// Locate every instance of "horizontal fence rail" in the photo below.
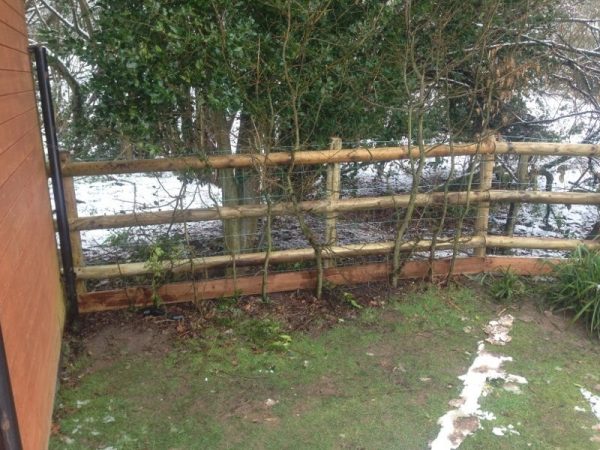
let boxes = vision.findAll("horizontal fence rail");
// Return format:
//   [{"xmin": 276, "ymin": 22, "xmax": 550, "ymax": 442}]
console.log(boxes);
[
  {"xmin": 75, "ymin": 235, "xmax": 600, "ymax": 280},
  {"xmin": 59, "ymin": 142, "xmax": 600, "ymax": 176},
  {"xmin": 67, "ymin": 190, "xmax": 600, "ymax": 231},
  {"xmin": 50, "ymin": 139, "xmax": 600, "ymax": 312},
  {"xmin": 78, "ymin": 256, "xmax": 559, "ymax": 313}
]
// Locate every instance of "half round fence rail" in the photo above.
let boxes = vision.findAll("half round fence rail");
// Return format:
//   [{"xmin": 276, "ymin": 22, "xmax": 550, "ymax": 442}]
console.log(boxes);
[{"xmin": 58, "ymin": 142, "xmax": 600, "ymax": 176}]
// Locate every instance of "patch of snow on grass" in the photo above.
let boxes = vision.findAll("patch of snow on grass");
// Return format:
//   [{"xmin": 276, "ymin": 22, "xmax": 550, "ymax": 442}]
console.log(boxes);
[
  {"xmin": 581, "ymin": 388, "xmax": 600, "ymax": 421},
  {"xmin": 492, "ymin": 425, "xmax": 520, "ymax": 436},
  {"xmin": 430, "ymin": 345, "xmax": 511, "ymax": 449},
  {"xmin": 430, "ymin": 315, "xmax": 527, "ymax": 449},
  {"xmin": 483, "ymin": 315, "xmax": 514, "ymax": 345}
]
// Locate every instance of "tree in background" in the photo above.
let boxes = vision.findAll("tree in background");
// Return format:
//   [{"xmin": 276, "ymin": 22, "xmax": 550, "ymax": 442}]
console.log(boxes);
[
  {"xmin": 28, "ymin": 0, "xmax": 600, "ymax": 148},
  {"xmin": 27, "ymin": 0, "xmax": 600, "ymax": 263}
]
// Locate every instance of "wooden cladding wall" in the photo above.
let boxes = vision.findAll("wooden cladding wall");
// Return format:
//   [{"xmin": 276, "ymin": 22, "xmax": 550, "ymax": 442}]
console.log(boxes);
[{"xmin": 0, "ymin": 2, "xmax": 65, "ymax": 449}]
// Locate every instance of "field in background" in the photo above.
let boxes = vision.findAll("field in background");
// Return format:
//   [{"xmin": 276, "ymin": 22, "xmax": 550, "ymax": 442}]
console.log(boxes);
[{"xmin": 51, "ymin": 281, "xmax": 600, "ymax": 449}]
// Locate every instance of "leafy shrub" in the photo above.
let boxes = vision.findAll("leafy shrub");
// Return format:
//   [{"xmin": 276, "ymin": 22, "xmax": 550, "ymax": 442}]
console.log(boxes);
[
  {"xmin": 490, "ymin": 268, "xmax": 525, "ymax": 302},
  {"xmin": 143, "ymin": 238, "xmax": 186, "ymax": 307},
  {"xmin": 145, "ymin": 244, "xmax": 167, "ymax": 307},
  {"xmin": 549, "ymin": 246, "xmax": 600, "ymax": 337}
]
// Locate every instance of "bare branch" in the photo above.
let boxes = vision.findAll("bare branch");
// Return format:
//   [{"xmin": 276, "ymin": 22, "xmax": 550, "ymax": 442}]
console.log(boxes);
[
  {"xmin": 37, "ymin": 0, "xmax": 90, "ymax": 40},
  {"xmin": 513, "ymin": 110, "xmax": 600, "ymax": 126}
]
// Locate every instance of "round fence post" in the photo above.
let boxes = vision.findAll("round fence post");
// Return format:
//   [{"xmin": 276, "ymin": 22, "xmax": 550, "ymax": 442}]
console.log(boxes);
[
  {"xmin": 473, "ymin": 135, "xmax": 496, "ymax": 258},
  {"xmin": 324, "ymin": 137, "xmax": 342, "ymax": 268}
]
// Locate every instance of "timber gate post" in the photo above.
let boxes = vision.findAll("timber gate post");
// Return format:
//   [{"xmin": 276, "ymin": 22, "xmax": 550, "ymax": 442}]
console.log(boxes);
[
  {"xmin": 324, "ymin": 137, "xmax": 342, "ymax": 268},
  {"xmin": 474, "ymin": 135, "xmax": 496, "ymax": 258},
  {"xmin": 60, "ymin": 152, "xmax": 87, "ymax": 297}
]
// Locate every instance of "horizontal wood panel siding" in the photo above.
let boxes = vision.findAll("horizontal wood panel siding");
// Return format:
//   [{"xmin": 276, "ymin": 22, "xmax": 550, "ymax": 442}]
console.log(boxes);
[
  {"xmin": 0, "ymin": 2, "xmax": 26, "ymax": 35},
  {"xmin": 3, "ymin": 0, "xmax": 24, "ymax": 16},
  {"xmin": 0, "ymin": 130, "xmax": 37, "ymax": 187},
  {"xmin": 0, "ymin": 2, "xmax": 65, "ymax": 450},
  {"xmin": 0, "ymin": 91, "xmax": 35, "ymax": 124},
  {"xmin": 0, "ymin": 109, "xmax": 37, "ymax": 153},
  {"xmin": 0, "ymin": 20, "xmax": 27, "ymax": 52},
  {"xmin": 0, "ymin": 70, "xmax": 32, "ymax": 96},
  {"xmin": 0, "ymin": 45, "xmax": 30, "ymax": 71}
]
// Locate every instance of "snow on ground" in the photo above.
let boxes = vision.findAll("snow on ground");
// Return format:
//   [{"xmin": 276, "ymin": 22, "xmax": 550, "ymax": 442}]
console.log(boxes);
[
  {"xmin": 483, "ymin": 315, "xmax": 514, "ymax": 345},
  {"xmin": 491, "ymin": 425, "xmax": 520, "ymax": 437},
  {"xmin": 74, "ymin": 173, "xmax": 222, "ymax": 249},
  {"xmin": 430, "ymin": 315, "xmax": 527, "ymax": 449},
  {"xmin": 77, "ymin": 173, "xmax": 222, "ymax": 217},
  {"xmin": 491, "ymin": 164, "xmax": 599, "ymax": 257},
  {"xmin": 522, "ymin": 166, "xmax": 598, "ymax": 238},
  {"xmin": 525, "ymin": 93, "xmax": 598, "ymax": 144},
  {"xmin": 67, "ymin": 154, "xmax": 599, "ymax": 264},
  {"xmin": 581, "ymin": 388, "xmax": 600, "ymax": 422}
]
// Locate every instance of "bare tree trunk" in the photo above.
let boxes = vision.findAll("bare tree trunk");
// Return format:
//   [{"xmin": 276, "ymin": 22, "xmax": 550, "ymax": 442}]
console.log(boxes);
[
  {"xmin": 237, "ymin": 112, "xmax": 260, "ymax": 252},
  {"xmin": 540, "ymin": 169, "xmax": 554, "ymax": 227},
  {"xmin": 211, "ymin": 112, "xmax": 240, "ymax": 257},
  {"xmin": 504, "ymin": 155, "xmax": 529, "ymax": 237},
  {"xmin": 180, "ymin": 87, "xmax": 195, "ymax": 153}
]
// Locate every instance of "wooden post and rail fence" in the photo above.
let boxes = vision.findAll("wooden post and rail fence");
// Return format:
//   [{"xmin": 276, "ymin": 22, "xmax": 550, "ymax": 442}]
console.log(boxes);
[{"xmin": 52, "ymin": 139, "xmax": 600, "ymax": 313}]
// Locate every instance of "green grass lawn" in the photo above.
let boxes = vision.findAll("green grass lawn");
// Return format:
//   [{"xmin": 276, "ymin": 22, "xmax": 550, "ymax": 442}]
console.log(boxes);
[{"xmin": 50, "ymin": 282, "xmax": 600, "ymax": 449}]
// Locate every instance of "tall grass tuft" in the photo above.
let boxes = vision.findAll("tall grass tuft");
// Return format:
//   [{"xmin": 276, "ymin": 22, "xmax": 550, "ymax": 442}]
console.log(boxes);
[
  {"xmin": 549, "ymin": 246, "xmax": 600, "ymax": 337},
  {"xmin": 490, "ymin": 268, "xmax": 525, "ymax": 303}
]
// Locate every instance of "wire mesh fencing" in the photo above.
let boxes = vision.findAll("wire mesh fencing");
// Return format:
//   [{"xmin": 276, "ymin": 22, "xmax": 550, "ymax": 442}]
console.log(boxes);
[{"xmin": 48, "ymin": 138, "xmax": 600, "ymax": 311}]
